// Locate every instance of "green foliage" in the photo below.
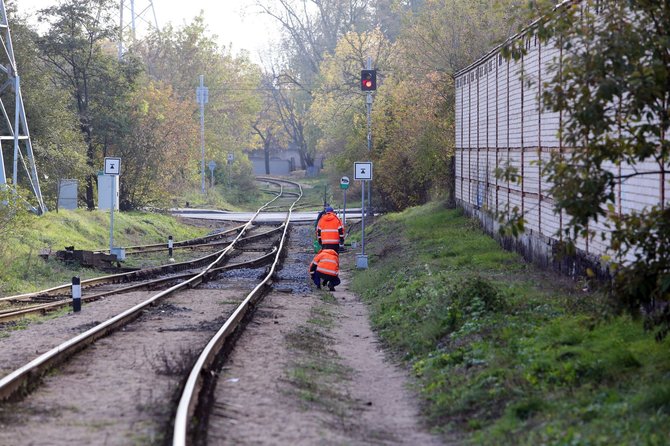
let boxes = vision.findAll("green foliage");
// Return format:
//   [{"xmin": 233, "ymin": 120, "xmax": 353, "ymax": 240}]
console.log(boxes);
[
  {"xmin": 8, "ymin": 12, "xmax": 87, "ymax": 210},
  {"xmin": 309, "ymin": 0, "xmax": 527, "ymax": 211},
  {"xmin": 523, "ymin": 1, "xmax": 670, "ymax": 336},
  {"xmin": 352, "ymin": 201, "xmax": 670, "ymax": 444}
]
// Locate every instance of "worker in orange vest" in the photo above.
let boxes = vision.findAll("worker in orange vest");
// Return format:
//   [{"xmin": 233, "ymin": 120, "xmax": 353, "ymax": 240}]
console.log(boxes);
[
  {"xmin": 309, "ymin": 248, "xmax": 341, "ymax": 291},
  {"xmin": 316, "ymin": 206, "xmax": 344, "ymax": 252}
]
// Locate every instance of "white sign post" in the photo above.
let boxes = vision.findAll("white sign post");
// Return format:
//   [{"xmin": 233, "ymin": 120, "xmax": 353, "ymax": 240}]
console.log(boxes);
[
  {"xmin": 354, "ymin": 162, "xmax": 373, "ymax": 269},
  {"xmin": 104, "ymin": 157, "xmax": 121, "ymax": 254}
]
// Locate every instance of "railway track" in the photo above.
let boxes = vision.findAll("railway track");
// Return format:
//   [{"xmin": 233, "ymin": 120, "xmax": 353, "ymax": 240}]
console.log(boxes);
[
  {"xmin": 0, "ymin": 225, "xmax": 283, "ymax": 323},
  {"xmin": 0, "ymin": 179, "xmax": 295, "ymax": 323},
  {"xmin": 0, "ymin": 178, "xmax": 303, "ymax": 422}
]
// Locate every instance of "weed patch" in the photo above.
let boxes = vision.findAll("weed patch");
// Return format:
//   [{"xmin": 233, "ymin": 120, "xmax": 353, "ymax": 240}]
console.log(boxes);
[{"xmin": 284, "ymin": 296, "xmax": 352, "ymax": 419}]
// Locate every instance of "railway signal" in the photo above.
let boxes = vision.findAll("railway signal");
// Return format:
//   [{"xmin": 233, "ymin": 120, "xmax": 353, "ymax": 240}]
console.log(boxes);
[{"xmin": 361, "ymin": 69, "xmax": 377, "ymax": 91}]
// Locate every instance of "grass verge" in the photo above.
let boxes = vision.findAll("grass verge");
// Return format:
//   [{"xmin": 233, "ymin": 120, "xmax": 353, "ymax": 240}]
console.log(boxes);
[
  {"xmin": 0, "ymin": 209, "xmax": 209, "ymax": 296},
  {"xmin": 352, "ymin": 201, "xmax": 670, "ymax": 445}
]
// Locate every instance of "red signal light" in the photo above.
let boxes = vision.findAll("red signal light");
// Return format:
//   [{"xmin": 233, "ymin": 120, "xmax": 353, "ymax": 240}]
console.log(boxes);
[{"xmin": 360, "ymin": 69, "xmax": 377, "ymax": 91}]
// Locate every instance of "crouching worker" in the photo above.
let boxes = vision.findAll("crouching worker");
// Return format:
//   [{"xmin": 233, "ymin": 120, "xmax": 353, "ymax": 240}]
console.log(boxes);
[{"xmin": 309, "ymin": 248, "xmax": 341, "ymax": 291}]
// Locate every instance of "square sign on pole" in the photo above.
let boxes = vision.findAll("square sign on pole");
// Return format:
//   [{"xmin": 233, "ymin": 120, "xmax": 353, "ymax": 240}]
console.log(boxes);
[
  {"xmin": 103, "ymin": 157, "xmax": 121, "ymax": 256},
  {"xmin": 354, "ymin": 162, "xmax": 372, "ymax": 270},
  {"xmin": 354, "ymin": 162, "xmax": 372, "ymax": 180},
  {"xmin": 104, "ymin": 157, "xmax": 121, "ymax": 175}
]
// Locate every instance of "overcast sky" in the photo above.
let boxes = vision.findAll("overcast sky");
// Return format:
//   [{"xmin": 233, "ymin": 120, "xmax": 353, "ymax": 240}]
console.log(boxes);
[{"xmin": 15, "ymin": 0, "xmax": 280, "ymax": 63}]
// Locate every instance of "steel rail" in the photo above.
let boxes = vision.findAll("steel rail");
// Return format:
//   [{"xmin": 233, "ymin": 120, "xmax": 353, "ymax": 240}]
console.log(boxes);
[
  {"xmin": 96, "ymin": 224, "xmax": 246, "ymax": 254},
  {"xmin": 0, "ymin": 225, "xmax": 281, "ymax": 303},
  {"xmin": 0, "ymin": 185, "xmax": 288, "ymax": 402},
  {"xmin": 0, "ymin": 247, "xmax": 280, "ymax": 324},
  {"xmin": 172, "ymin": 178, "xmax": 303, "ymax": 446}
]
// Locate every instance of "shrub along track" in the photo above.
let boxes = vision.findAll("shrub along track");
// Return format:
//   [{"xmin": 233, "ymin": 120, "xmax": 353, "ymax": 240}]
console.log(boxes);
[{"xmin": 0, "ymin": 178, "xmax": 303, "ymax": 445}]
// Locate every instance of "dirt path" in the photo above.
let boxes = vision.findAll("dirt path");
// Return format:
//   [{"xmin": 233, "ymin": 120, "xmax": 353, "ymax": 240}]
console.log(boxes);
[{"xmin": 209, "ymin": 248, "xmax": 445, "ymax": 445}]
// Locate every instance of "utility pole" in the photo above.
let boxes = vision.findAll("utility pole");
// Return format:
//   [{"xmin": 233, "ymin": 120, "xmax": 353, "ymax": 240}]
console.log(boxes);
[
  {"xmin": 196, "ymin": 75, "xmax": 209, "ymax": 195},
  {"xmin": 0, "ymin": 0, "xmax": 46, "ymax": 213},
  {"xmin": 118, "ymin": 0, "xmax": 159, "ymax": 59},
  {"xmin": 365, "ymin": 56, "xmax": 373, "ymax": 216}
]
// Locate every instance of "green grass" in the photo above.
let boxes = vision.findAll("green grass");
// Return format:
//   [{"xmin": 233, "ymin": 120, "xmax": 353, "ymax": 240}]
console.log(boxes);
[
  {"xmin": 352, "ymin": 201, "xmax": 670, "ymax": 445},
  {"xmin": 0, "ymin": 209, "xmax": 209, "ymax": 296}
]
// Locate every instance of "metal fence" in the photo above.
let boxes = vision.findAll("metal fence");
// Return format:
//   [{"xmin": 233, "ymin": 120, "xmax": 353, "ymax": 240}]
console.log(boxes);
[{"xmin": 454, "ymin": 29, "xmax": 669, "ymax": 263}]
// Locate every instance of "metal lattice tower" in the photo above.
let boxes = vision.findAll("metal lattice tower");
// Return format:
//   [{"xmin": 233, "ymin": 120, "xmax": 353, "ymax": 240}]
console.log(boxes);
[
  {"xmin": 0, "ymin": 0, "xmax": 46, "ymax": 214},
  {"xmin": 118, "ymin": 0, "xmax": 159, "ymax": 59}
]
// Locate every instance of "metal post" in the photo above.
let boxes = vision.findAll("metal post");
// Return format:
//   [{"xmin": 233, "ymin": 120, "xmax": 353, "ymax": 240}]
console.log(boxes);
[
  {"xmin": 118, "ymin": 0, "xmax": 124, "ymax": 59},
  {"xmin": 361, "ymin": 181, "xmax": 365, "ymax": 255},
  {"xmin": 130, "ymin": 0, "xmax": 136, "ymax": 41},
  {"xmin": 12, "ymin": 75, "xmax": 20, "ymax": 187},
  {"xmin": 199, "ymin": 75, "xmax": 206, "ymax": 194},
  {"xmin": 109, "ymin": 176, "xmax": 115, "ymax": 252},
  {"xmin": 366, "ymin": 56, "xmax": 373, "ymax": 216},
  {"xmin": 168, "ymin": 235, "xmax": 173, "ymax": 259},
  {"xmin": 72, "ymin": 276, "xmax": 81, "ymax": 312},
  {"xmin": 343, "ymin": 189, "xmax": 347, "ymax": 230}
]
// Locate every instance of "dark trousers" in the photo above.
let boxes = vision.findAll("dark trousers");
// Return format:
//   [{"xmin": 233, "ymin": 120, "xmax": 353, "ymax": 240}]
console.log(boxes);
[
  {"xmin": 321, "ymin": 243, "xmax": 340, "ymax": 253},
  {"xmin": 312, "ymin": 271, "xmax": 341, "ymax": 289}
]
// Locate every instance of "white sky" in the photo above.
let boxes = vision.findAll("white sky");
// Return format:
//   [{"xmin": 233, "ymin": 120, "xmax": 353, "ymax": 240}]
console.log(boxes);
[{"xmin": 15, "ymin": 0, "xmax": 280, "ymax": 63}]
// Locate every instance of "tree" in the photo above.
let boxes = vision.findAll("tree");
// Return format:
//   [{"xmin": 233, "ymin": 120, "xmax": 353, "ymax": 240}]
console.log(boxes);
[
  {"xmin": 37, "ymin": 0, "xmax": 137, "ymax": 209},
  {"xmin": 528, "ymin": 1, "xmax": 670, "ymax": 336},
  {"xmin": 138, "ymin": 16, "xmax": 262, "ymax": 194},
  {"xmin": 259, "ymin": 0, "xmax": 375, "ymax": 169},
  {"xmin": 251, "ymin": 75, "xmax": 289, "ymax": 175},
  {"xmin": 7, "ymin": 8, "xmax": 87, "ymax": 209},
  {"xmin": 115, "ymin": 79, "xmax": 198, "ymax": 209}
]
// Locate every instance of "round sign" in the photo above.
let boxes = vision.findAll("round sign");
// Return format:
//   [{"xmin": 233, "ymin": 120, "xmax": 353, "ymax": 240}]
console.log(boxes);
[
  {"xmin": 208, "ymin": 160, "xmax": 216, "ymax": 171},
  {"xmin": 340, "ymin": 176, "xmax": 350, "ymax": 190}
]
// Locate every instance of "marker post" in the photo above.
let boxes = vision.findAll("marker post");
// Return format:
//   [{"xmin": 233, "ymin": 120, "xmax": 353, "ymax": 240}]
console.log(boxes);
[{"xmin": 72, "ymin": 276, "xmax": 81, "ymax": 312}]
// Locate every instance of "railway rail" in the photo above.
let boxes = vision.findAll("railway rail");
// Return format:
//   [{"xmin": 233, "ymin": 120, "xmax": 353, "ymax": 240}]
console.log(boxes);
[
  {"xmin": 0, "ymin": 177, "xmax": 303, "ymax": 417},
  {"xmin": 0, "ymin": 225, "xmax": 282, "ymax": 323},
  {"xmin": 0, "ymin": 178, "xmax": 295, "ymax": 323},
  {"xmin": 173, "ymin": 179, "xmax": 301, "ymax": 446}
]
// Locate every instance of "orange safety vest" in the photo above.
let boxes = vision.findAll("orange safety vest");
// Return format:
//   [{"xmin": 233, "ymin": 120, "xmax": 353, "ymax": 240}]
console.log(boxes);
[
  {"xmin": 311, "ymin": 249, "xmax": 339, "ymax": 277},
  {"xmin": 316, "ymin": 212, "xmax": 344, "ymax": 245}
]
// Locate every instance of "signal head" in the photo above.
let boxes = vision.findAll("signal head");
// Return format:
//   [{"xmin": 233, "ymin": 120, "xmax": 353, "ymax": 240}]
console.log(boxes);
[{"xmin": 361, "ymin": 69, "xmax": 377, "ymax": 91}]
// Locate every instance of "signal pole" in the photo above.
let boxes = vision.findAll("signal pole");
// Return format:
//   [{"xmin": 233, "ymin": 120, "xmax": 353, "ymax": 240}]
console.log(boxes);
[
  {"xmin": 196, "ymin": 75, "xmax": 209, "ymax": 195},
  {"xmin": 366, "ymin": 56, "xmax": 373, "ymax": 216}
]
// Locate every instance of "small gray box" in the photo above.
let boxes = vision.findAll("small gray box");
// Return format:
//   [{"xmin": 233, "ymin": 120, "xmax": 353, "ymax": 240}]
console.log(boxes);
[
  {"xmin": 356, "ymin": 254, "xmax": 368, "ymax": 269},
  {"xmin": 58, "ymin": 179, "xmax": 78, "ymax": 210}
]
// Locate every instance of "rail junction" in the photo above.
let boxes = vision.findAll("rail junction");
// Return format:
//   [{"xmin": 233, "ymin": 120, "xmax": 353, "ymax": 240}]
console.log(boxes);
[{"xmin": 0, "ymin": 178, "xmax": 314, "ymax": 445}]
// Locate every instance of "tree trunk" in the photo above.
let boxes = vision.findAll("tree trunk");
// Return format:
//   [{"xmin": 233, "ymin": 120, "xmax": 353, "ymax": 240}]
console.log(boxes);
[
  {"xmin": 264, "ymin": 142, "xmax": 271, "ymax": 175},
  {"xmin": 81, "ymin": 120, "xmax": 96, "ymax": 210}
]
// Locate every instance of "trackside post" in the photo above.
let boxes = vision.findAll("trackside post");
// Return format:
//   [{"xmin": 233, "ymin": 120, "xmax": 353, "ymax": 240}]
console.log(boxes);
[{"xmin": 72, "ymin": 276, "xmax": 81, "ymax": 312}]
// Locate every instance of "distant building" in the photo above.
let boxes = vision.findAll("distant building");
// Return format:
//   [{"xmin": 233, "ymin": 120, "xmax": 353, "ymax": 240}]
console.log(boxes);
[{"xmin": 248, "ymin": 143, "xmax": 323, "ymax": 176}]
